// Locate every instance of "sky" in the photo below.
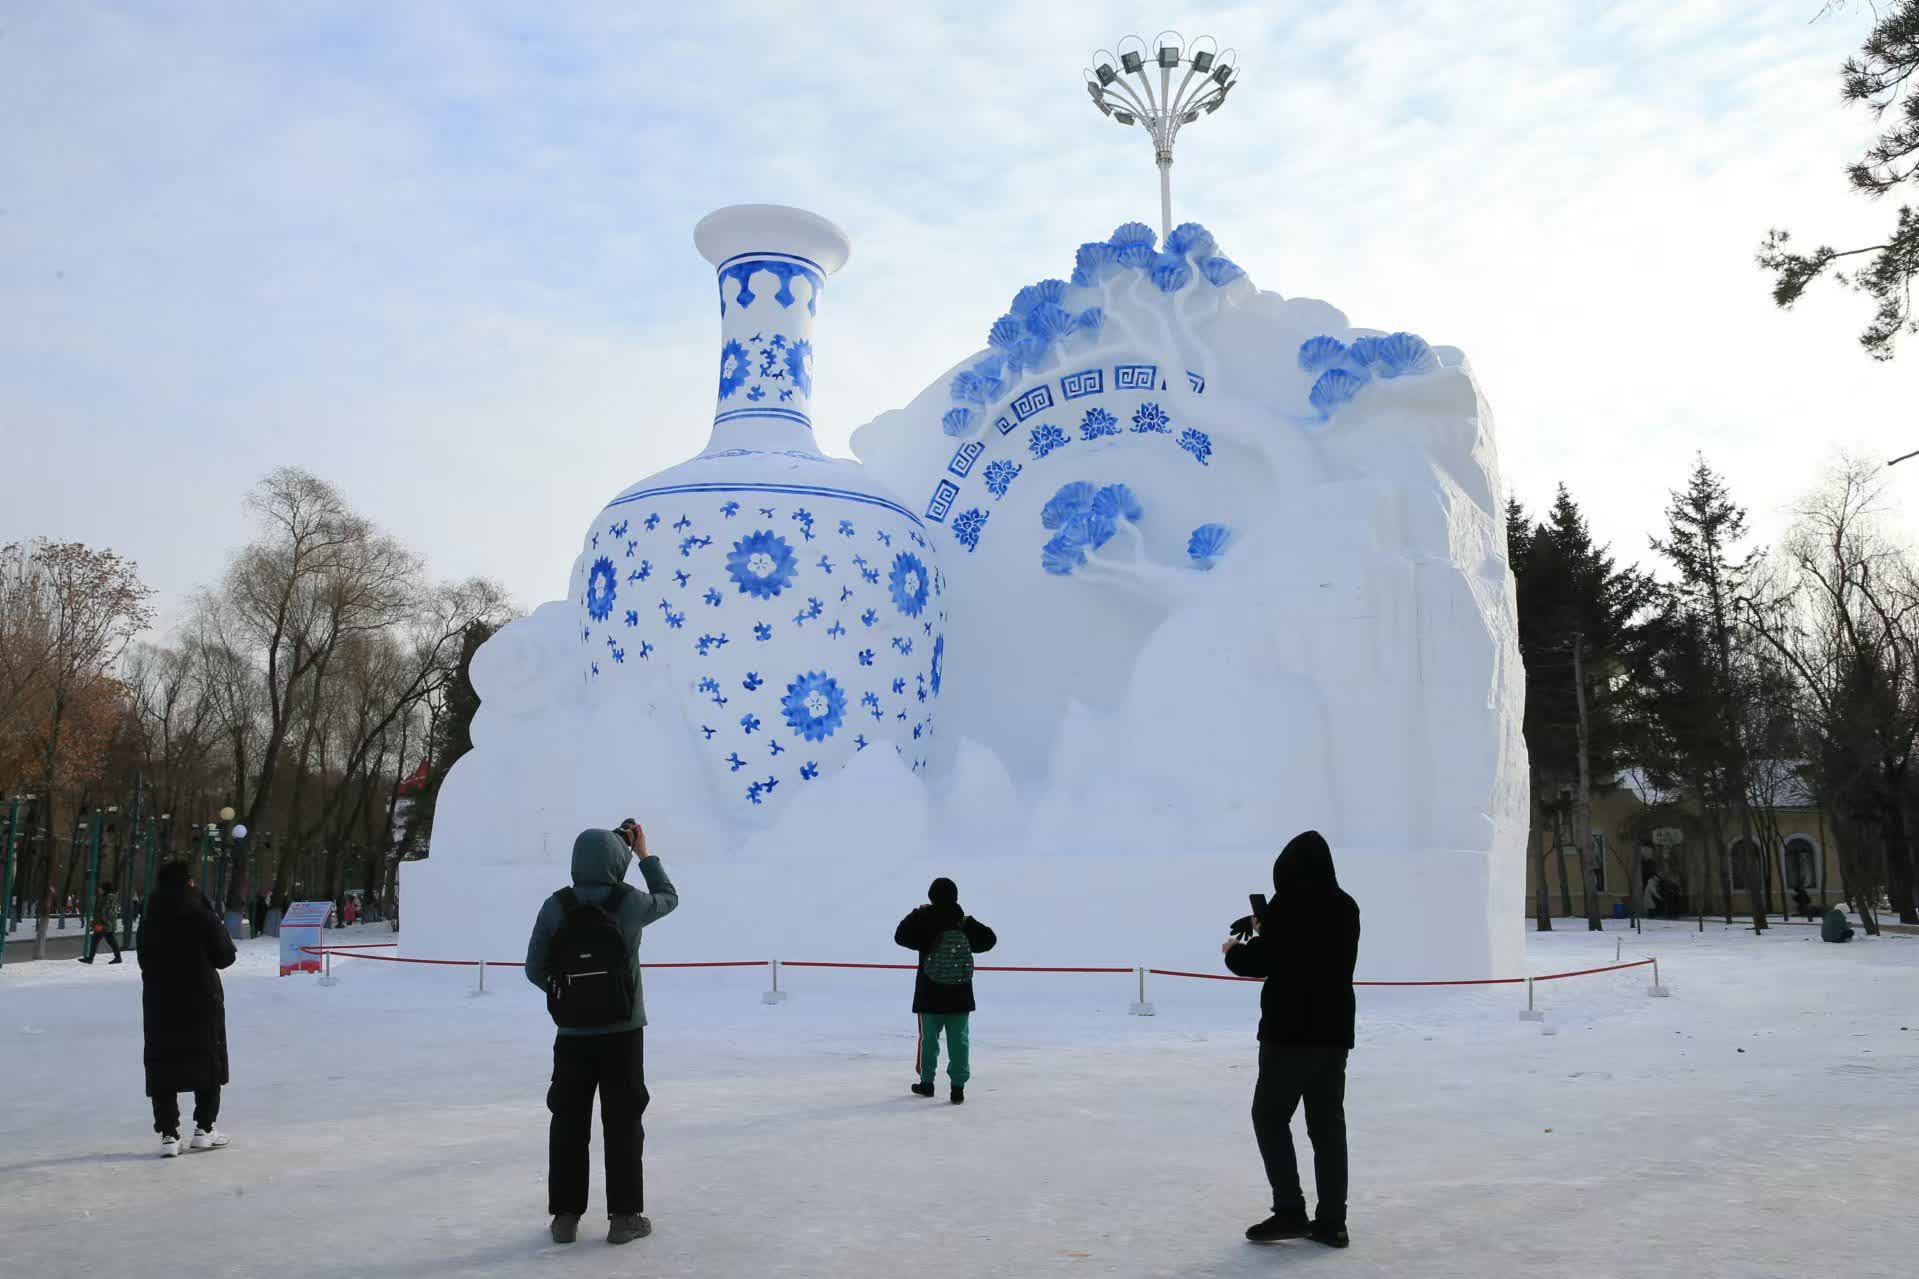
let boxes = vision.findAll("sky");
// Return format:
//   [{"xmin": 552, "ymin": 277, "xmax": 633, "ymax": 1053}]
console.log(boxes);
[{"xmin": 5, "ymin": 0, "xmax": 1918, "ymax": 629}]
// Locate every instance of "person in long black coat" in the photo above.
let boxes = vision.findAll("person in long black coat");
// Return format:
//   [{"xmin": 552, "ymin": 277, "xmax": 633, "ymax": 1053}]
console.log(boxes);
[
  {"xmin": 137, "ymin": 861, "xmax": 237, "ymax": 1155},
  {"xmin": 1223, "ymin": 830, "xmax": 1361, "ymax": 1249}
]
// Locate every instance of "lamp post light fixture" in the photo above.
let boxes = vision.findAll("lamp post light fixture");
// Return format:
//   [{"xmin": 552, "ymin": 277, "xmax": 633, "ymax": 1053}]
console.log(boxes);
[{"xmin": 1085, "ymin": 30, "xmax": 1239, "ymax": 242}]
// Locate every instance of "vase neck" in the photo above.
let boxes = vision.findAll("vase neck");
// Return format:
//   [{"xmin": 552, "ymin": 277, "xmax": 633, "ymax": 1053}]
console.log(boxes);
[{"xmin": 705, "ymin": 251, "xmax": 828, "ymax": 453}]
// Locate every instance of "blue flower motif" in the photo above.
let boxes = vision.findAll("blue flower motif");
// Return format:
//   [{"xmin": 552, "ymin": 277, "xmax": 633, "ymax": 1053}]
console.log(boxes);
[
  {"xmin": 718, "ymin": 339, "xmax": 752, "ymax": 399},
  {"xmin": 725, "ymin": 530, "xmax": 798, "ymax": 599},
  {"xmin": 754, "ymin": 622, "xmax": 773, "ymax": 641},
  {"xmin": 1109, "ymin": 221, "xmax": 1157, "ymax": 267},
  {"xmin": 1178, "ymin": 428, "xmax": 1214, "ymax": 466},
  {"xmin": 1025, "ymin": 302, "xmax": 1074, "ymax": 341},
  {"xmin": 1131, "ymin": 402, "xmax": 1171, "ymax": 434},
  {"xmin": 941, "ymin": 407, "xmax": 974, "ymax": 437},
  {"xmin": 1091, "ymin": 483, "xmax": 1142, "ymax": 522},
  {"xmin": 1373, "ymin": 331, "xmax": 1434, "ymax": 378},
  {"xmin": 1150, "ymin": 252, "xmax": 1192, "ymax": 293},
  {"xmin": 800, "ymin": 761, "xmax": 820, "ymax": 780},
  {"xmin": 740, "ymin": 713, "xmax": 761, "ymax": 734},
  {"xmin": 742, "ymin": 671, "xmax": 764, "ymax": 691},
  {"xmin": 1165, "ymin": 222, "xmax": 1218, "ymax": 259},
  {"xmin": 1309, "ymin": 368, "xmax": 1369, "ymax": 418},
  {"xmin": 930, "ymin": 634, "xmax": 944, "ymax": 698},
  {"xmin": 781, "ymin": 671, "xmax": 847, "ymax": 742},
  {"xmin": 1079, "ymin": 407, "xmax": 1118, "ymax": 440},
  {"xmin": 983, "ymin": 459, "xmax": 1022, "ymax": 498},
  {"xmin": 1346, "ymin": 336, "xmax": 1385, "ymax": 370},
  {"xmin": 987, "ymin": 314, "xmax": 1027, "ymax": 354},
  {"xmin": 1041, "ymin": 483, "xmax": 1140, "ymax": 576},
  {"xmin": 784, "ymin": 338, "xmax": 814, "ymax": 397},
  {"xmin": 585, "ymin": 556, "xmax": 617, "ymax": 622},
  {"xmin": 1042, "ymin": 481, "xmax": 1097, "ymax": 529},
  {"xmin": 1073, "ymin": 307, "xmax": 1104, "ymax": 338},
  {"xmin": 1011, "ymin": 279, "xmax": 1068, "ymax": 314},
  {"xmin": 1029, "ymin": 423, "xmax": 1069, "ymax": 458},
  {"xmin": 951, "ymin": 508, "xmax": 989, "ymax": 552},
  {"xmin": 1072, "ymin": 241, "xmax": 1119, "ymax": 286},
  {"xmin": 1199, "ymin": 256, "xmax": 1245, "ymax": 286},
  {"xmin": 1188, "ymin": 523, "xmax": 1232, "ymax": 569},
  {"xmin": 721, "ymin": 501, "xmax": 740, "ymax": 518},
  {"xmin": 1042, "ymin": 535, "xmax": 1086, "ymax": 577},
  {"xmin": 1298, "ymin": 336, "xmax": 1349, "ymax": 373},
  {"xmin": 889, "ymin": 552, "xmax": 930, "ymax": 617}
]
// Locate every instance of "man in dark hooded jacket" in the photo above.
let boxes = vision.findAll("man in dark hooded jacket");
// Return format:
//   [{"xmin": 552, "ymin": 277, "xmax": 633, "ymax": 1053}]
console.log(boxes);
[
  {"xmin": 1223, "ymin": 830, "xmax": 1360, "ymax": 1249},
  {"xmin": 894, "ymin": 877, "xmax": 996, "ymax": 1104},
  {"xmin": 524, "ymin": 820, "xmax": 678, "ymax": 1247},
  {"xmin": 137, "ymin": 862, "xmax": 237, "ymax": 1157}
]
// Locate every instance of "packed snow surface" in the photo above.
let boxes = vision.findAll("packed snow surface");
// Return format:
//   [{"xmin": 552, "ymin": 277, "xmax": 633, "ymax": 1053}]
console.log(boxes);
[{"xmin": 2, "ymin": 921, "xmax": 1914, "ymax": 1278}]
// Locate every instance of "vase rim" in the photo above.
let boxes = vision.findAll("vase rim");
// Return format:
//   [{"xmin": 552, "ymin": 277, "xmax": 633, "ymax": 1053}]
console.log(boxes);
[{"xmin": 694, "ymin": 204, "xmax": 851, "ymax": 276}]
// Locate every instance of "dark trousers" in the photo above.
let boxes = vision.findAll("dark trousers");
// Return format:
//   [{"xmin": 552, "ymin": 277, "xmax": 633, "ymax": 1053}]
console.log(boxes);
[
  {"xmin": 1251, "ymin": 1043, "xmax": 1348, "ymax": 1226},
  {"xmin": 548, "ymin": 1028, "xmax": 648, "ymax": 1217},
  {"xmin": 84, "ymin": 927, "xmax": 121, "ymax": 961},
  {"xmin": 152, "ymin": 1087, "xmax": 220, "ymax": 1136}
]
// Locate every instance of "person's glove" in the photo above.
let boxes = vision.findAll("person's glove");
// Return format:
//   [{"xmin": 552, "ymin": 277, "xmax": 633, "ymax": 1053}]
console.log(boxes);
[{"xmin": 1228, "ymin": 914, "xmax": 1257, "ymax": 941}]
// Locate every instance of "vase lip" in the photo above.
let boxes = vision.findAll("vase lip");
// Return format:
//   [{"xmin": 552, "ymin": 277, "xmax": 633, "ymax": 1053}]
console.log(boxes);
[{"xmin": 694, "ymin": 204, "xmax": 851, "ymax": 276}]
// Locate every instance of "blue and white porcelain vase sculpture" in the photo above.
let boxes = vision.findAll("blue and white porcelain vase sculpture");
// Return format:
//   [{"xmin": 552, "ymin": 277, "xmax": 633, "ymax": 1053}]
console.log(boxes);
[{"xmin": 569, "ymin": 205, "xmax": 945, "ymax": 818}]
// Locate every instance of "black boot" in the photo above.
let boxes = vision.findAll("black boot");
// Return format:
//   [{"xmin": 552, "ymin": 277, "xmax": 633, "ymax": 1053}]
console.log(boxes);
[
  {"xmin": 950, "ymin": 1086, "xmax": 965, "ymax": 1105},
  {"xmin": 910, "ymin": 1081, "xmax": 935, "ymax": 1097},
  {"xmin": 607, "ymin": 1214, "xmax": 651, "ymax": 1245},
  {"xmin": 1245, "ymin": 1208, "xmax": 1310, "ymax": 1243},
  {"xmin": 1309, "ymin": 1222, "xmax": 1350, "ymax": 1249}
]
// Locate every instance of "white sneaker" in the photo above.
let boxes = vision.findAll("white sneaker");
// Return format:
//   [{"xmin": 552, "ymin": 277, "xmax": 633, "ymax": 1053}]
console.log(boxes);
[
  {"xmin": 190, "ymin": 1127, "xmax": 229, "ymax": 1151},
  {"xmin": 160, "ymin": 1135, "xmax": 181, "ymax": 1158}
]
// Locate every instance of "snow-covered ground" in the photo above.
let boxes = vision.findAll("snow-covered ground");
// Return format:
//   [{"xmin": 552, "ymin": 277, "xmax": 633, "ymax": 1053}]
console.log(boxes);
[{"xmin": 1, "ymin": 921, "xmax": 1913, "ymax": 1278}]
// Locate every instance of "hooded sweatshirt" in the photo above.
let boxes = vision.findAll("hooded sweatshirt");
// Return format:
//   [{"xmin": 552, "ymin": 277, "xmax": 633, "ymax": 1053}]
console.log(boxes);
[
  {"xmin": 1223, "ymin": 830, "xmax": 1362, "ymax": 1048},
  {"xmin": 523, "ymin": 830, "xmax": 679, "ymax": 1035},
  {"xmin": 894, "ymin": 899, "xmax": 998, "ymax": 1015}
]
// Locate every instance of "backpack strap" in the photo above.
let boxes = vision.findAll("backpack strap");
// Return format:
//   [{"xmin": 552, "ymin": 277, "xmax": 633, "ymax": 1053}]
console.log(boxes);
[{"xmin": 556, "ymin": 887, "xmax": 580, "ymax": 914}]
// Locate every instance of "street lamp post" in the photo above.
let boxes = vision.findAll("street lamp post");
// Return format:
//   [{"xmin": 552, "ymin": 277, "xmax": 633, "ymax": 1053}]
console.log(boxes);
[{"xmin": 1085, "ymin": 31, "xmax": 1240, "ymax": 242}]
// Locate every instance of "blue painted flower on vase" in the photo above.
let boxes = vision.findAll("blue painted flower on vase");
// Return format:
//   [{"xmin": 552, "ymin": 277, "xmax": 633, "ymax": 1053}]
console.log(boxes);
[
  {"xmin": 1188, "ymin": 523, "xmax": 1232, "ymax": 569},
  {"xmin": 1079, "ymin": 407, "xmax": 1119, "ymax": 440},
  {"xmin": 585, "ymin": 556, "xmax": 617, "ymax": 622},
  {"xmin": 1131, "ymin": 402, "xmax": 1172, "ymax": 434},
  {"xmin": 725, "ymin": 530, "xmax": 799, "ymax": 599},
  {"xmin": 783, "ymin": 338, "xmax": 814, "ymax": 397},
  {"xmin": 718, "ymin": 339, "xmax": 752, "ymax": 399},
  {"xmin": 888, "ymin": 551, "xmax": 930, "ymax": 618},
  {"xmin": 1178, "ymin": 427, "xmax": 1214, "ymax": 465},
  {"xmin": 983, "ymin": 459, "xmax": 1022, "ymax": 499},
  {"xmin": 781, "ymin": 671, "xmax": 847, "ymax": 743},
  {"xmin": 941, "ymin": 407, "xmax": 973, "ymax": 437},
  {"xmin": 930, "ymin": 634, "xmax": 943, "ymax": 698}
]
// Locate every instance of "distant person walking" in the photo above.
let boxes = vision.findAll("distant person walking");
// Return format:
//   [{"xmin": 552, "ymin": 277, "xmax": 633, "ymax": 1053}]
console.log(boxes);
[
  {"xmin": 137, "ymin": 862, "xmax": 236, "ymax": 1157},
  {"xmin": 894, "ymin": 877, "xmax": 997, "ymax": 1105},
  {"xmin": 1642, "ymin": 872, "xmax": 1663, "ymax": 921},
  {"xmin": 524, "ymin": 820, "xmax": 678, "ymax": 1247},
  {"xmin": 1223, "ymin": 830, "xmax": 1360, "ymax": 1250},
  {"xmin": 80, "ymin": 883, "xmax": 123, "ymax": 963}
]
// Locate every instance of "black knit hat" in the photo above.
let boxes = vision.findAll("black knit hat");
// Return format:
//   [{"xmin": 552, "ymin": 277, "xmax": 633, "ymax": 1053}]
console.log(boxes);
[{"xmin": 928, "ymin": 877, "xmax": 958, "ymax": 905}]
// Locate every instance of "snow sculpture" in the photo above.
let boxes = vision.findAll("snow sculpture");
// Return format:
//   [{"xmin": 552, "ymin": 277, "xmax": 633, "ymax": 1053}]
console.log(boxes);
[
  {"xmin": 407, "ymin": 210, "xmax": 1525, "ymax": 981},
  {"xmin": 572, "ymin": 205, "xmax": 944, "ymax": 813}
]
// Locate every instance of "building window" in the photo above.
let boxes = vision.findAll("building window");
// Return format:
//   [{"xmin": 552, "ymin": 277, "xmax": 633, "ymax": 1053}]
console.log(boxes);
[
  {"xmin": 1784, "ymin": 837, "xmax": 1818, "ymax": 893},
  {"xmin": 1728, "ymin": 839, "xmax": 1752, "ymax": 892}
]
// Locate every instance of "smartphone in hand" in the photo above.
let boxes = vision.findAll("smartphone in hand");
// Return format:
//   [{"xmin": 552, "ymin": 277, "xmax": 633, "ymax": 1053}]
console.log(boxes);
[{"xmin": 1249, "ymin": 893, "xmax": 1268, "ymax": 919}]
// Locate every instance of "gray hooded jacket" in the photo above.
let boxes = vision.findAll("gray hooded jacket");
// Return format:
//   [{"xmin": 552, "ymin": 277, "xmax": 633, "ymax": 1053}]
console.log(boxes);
[{"xmin": 524, "ymin": 829, "xmax": 680, "ymax": 1035}]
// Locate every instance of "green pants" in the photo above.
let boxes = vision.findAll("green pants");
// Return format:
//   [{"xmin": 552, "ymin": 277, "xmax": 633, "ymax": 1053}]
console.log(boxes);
[{"xmin": 916, "ymin": 1012, "xmax": 970, "ymax": 1087}]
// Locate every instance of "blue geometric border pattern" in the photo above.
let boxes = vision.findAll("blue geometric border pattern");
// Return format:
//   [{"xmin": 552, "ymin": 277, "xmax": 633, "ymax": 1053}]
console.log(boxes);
[
  {"xmin": 714, "ymin": 407, "xmax": 814, "ymax": 429},
  {"xmin": 1011, "ymin": 385, "xmax": 1055, "ymax": 421},
  {"xmin": 947, "ymin": 441, "xmax": 986, "ymax": 478},
  {"xmin": 714, "ymin": 251, "xmax": 827, "ymax": 316},
  {"xmin": 926, "ymin": 479, "xmax": 960, "ymax": 523},
  {"xmin": 1061, "ymin": 368, "xmax": 1105, "ymax": 399},
  {"xmin": 1186, "ymin": 370, "xmax": 1206, "ymax": 394},
  {"xmin": 994, "ymin": 414, "xmax": 1017, "ymax": 436},
  {"xmin": 608, "ymin": 482, "xmax": 926, "ymax": 529},
  {"xmin": 1114, "ymin": 363, "xmax": 1158, "ymax": 390}
]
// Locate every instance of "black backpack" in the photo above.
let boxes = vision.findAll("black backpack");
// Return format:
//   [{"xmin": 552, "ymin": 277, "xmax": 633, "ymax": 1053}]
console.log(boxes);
[{"xmin": 543, "ymin": 884, "xmax": 636, "ymax": 1028}]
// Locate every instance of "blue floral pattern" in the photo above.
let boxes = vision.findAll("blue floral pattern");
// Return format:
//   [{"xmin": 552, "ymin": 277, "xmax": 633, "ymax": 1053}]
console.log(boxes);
[
  {"xmin": 930, "ymin": 634, "xmax": 943, "ymax": 697},
  {"xmin": 781, "ymin": 671, "xmax": 847, "ymax": 742},
  {"xmin": 725, "ymin": 530, "xmax": 799, "ymax": 599},
  {"xmin": 1029, "ymin": 423, "xmax": 1069, "ymax": 458},
  {"xmin": 585, "ymin": 556, "xmax": 617, "ymax": 621},
  {"xmin": 1079, "ymin": 407, "xmax": 1119, "ymax": 440},
  {"xmin": 1188, "ymin": 523, "xmax": 1232, "ymax": 569},
  {"xmin": 1131, "ymin": 402, "xmax": 1171, "ymax": 434},
  {"xmin": 1178, "ymin": 428, "xmax": 1213, "ymax": 465},
  {"xmin": 951, "ymin": 508, "xmax": 989, "ymax": 552},
  {"xmin": 888, "ymin": 552, "xmax": 930, "ymax": 617},
  {"xmin": 718, "ymin": 339, "xmax": 752, "ymax": 399},
  {"xmin": 784, "ymin": 339, "xmax": 814, "ymax": 397},
  {"xmin": 982, "ymin": 459, "xmax": 1022, "ymax": 499}
]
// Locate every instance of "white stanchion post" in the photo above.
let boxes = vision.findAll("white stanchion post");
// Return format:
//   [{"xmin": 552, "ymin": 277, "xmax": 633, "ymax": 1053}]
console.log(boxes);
[
  {"xmin": 1616, "ymin": 937, "xmax": 1622, "ymax": 962},
  {"xmin": 1519, "ymin": 975, "xmax": 1544, "ymax": 1022},
  {"xmin": 475, "ymin": 959, "xmax": 487, "ymax": 996},
  {"xmin": 319, "ymin": 948, "xmax": 336, "ymax": 987},
  {"xmin": 762, "ymin": 958, "xmax": 788, "ymax": 1005},
  {"xmin": 1129, "ymin": 966, "xmax": 1156, "ymax": 1017},
  {"xmin": 1648, "ymin": 956, "xmax": 1671, "ymax": 997}
]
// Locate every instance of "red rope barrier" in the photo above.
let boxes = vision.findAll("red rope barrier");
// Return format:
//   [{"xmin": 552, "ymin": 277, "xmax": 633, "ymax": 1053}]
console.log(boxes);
[
  {"xmin": 298, "ymin": 946, "xmax": 767, "ymax": 970},
  {"xmin": 1148, "ymin": 957, "xmax": 1657, "ymax": 987}
]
